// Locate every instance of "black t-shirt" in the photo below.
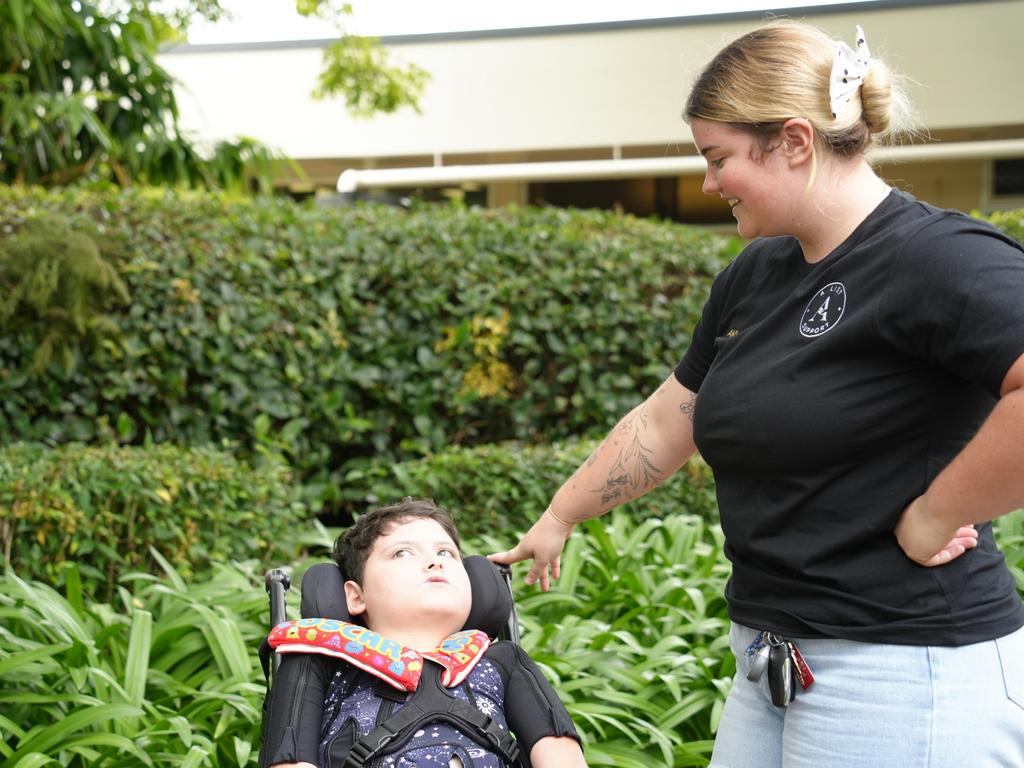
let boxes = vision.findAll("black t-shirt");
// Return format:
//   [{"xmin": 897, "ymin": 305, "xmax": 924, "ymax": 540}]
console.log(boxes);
[{"xmin": 675, "ymin": 189, "xmax": 1024, "ymax": 645}]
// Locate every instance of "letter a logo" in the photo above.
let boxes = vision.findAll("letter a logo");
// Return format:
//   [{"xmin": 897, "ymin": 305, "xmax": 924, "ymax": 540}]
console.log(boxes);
[{"xmin": 799, "ymin": 282, "xmax": 847, "ymax": 338}]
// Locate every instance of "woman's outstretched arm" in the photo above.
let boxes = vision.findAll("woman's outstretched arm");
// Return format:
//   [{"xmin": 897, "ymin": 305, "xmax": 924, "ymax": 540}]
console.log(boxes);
[{"xmin": 490, "ymin": 373, "xmax": 699, "ymax": 589}]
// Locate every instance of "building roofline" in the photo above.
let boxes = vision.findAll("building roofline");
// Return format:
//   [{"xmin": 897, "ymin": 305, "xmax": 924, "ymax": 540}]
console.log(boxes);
[{"xmin": 162, "ymin": 0, "xmax": 1014, "ymax": 54}]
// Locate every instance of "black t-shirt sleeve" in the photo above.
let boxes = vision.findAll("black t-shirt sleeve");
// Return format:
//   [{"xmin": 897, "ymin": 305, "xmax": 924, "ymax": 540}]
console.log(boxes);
[
  {"xmin": 675, "ymin": 261, "xmax": 730, "ymax": 392},
  {"xmin": 261, "ymin": 653, "xmax": 335, "ymax": 766},
  {"xmin": 877, "ymin": 216, "xmax": 1024, "ymax": 398},
  {"xmin": 486, "ymin": 642, "xmax": 581, "ymax": 758}
]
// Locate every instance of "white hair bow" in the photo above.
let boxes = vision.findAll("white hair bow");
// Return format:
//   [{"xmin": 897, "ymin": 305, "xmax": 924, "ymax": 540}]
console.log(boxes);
[{"xmin": 829, "ymin": 25, "xmax": 872, "ymax": 120}]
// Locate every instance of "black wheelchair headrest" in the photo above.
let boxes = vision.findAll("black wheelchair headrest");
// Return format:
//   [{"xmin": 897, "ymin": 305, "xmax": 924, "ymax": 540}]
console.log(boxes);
[{"xmin": 299, "ymin": 555, "xmax": 513, "ymax": 639}]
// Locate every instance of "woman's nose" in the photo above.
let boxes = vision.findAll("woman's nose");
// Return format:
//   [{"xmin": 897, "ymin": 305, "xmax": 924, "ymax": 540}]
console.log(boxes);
[{"xmin": 702, "ymin": 170, "xmax": 718, "ymax": 195}]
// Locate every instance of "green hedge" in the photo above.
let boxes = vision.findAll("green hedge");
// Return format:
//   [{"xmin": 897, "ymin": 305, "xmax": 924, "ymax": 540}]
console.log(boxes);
[
  {"xmin": 1, "ymin": 187, "xmax": 1020, "ymax": 518},
  {"xmin": 0, "ymin": 442, "xmax": 306, "ymax": 598},
  {"xmin": 366, "ymin": 437, "xmax": 719, "ymax": 537},
  {"xmin": 0, "ymin": 186, "xmax": 738, "ymax": 513}
]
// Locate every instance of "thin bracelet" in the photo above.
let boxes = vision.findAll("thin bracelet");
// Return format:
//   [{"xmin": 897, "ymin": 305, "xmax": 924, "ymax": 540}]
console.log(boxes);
[{"xmin": 545, "ymin": 507, "xmax": 577, "ymax": 527}]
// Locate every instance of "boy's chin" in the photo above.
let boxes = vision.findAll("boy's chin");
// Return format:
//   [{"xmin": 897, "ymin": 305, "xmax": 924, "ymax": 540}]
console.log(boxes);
[
  {"xmin": 424, "ymin": 605, "xmax": 473, "ymax": 634},
  {"xmin": 387, "ymin": 604, "xmax": 471, "ymax": 636}
]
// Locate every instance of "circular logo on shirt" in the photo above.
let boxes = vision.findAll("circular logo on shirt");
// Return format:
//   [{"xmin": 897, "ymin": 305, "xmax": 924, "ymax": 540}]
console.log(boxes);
[{"xmin": 799, "ymin": 282, "xmax": 847, "ymax": 338}]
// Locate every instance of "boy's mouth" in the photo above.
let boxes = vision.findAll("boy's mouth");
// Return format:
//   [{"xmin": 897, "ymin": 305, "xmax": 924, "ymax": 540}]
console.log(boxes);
[{"xmin": 425, "ymin": 575, "xmax": 449, "ymax": 584}]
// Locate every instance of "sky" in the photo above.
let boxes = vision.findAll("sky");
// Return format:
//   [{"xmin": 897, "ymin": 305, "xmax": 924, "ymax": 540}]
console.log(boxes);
[{"xmin": 186, "ymin": 0, "xmax": 882, "ymax": 44}]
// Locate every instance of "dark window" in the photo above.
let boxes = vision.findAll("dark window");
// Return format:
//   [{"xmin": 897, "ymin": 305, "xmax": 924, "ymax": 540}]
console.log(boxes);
[{"xmin": 993, "ymin": 158, "xmax": 1024, "ymax": 197}]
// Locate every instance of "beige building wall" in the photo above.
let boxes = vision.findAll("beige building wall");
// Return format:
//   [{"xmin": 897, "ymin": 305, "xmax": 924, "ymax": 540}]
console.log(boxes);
[{"xmin": 161, "ymin": 0, "xmax": 1024, "ymax": 216}]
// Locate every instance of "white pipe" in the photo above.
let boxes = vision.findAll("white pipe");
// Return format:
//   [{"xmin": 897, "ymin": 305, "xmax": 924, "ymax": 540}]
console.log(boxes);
[
  {"xmin": 337, "ymin": 155, "xmax": 707, "ymax": 193},
  {"xmin": 869, "ymin": 138, "xmax": 1024, "ymax": 163},
  {"xmin": 336, "ymin": 139, "xmax": 1024, "ymax": 194}
]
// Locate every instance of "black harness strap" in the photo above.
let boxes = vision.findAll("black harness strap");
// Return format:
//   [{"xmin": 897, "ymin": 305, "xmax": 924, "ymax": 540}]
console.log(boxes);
[{"xmin": 343, "ymin": 661, "xmax": 520, "ymax": 768}]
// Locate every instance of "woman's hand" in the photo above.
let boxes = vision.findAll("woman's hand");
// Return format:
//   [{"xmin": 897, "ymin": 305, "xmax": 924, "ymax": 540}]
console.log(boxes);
[
  {"xmin": 488, "ymin": 509, "xmax": 575, "ymax": 591},
  {"xmin": 894, "ymin": 494, "xmax": 978, "ymax": 567}
]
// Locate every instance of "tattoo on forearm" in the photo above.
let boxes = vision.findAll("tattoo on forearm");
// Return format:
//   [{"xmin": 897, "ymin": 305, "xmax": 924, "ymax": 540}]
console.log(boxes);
[
  {"xmin": 593, "ymin": 406, "xmax": 664, "ymax": 506},
  {"xmin": 680, "ymin": 393, "xmax": 697, "ymax": 422}
]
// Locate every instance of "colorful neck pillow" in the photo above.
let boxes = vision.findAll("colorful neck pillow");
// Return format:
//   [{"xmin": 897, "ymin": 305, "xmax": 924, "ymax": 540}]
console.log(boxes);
[{"xmin": 268, "ymin": 618, "xmax": 490, "ymax": 692}]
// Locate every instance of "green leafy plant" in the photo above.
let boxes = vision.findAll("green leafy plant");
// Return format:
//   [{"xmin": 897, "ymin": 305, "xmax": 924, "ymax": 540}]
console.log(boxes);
[
  {"xmin": 0, "ymin": 442, "xmax": 306, "ymax": 600},
  {"xmin": 993, "ymin": 509, "xmax": 1024, "ymax": 592},
  {"xmin": 470, "ymin": 511, "xmax": 732, "ymax": 767},
  {"xmin": 0, "ymin": 218, "xmax": 129, "ymax": 373},
  {"xmin": 0, "ymin": 0, "xmax": 421, "ymax": 190},
  {"xmin": 2, "ymin": 510, "xmax": 731, "ymax": 768},
  {"xmin": 0, "ymin": 555, "xmax": 268, "ymax": 767},
  {"xmin": 5, "ymin": 508, "xmax": 1023, "ymax": 766},
  {"xmin": 300, "ymin": 0, "xmax": 429, "ymax": 116}
]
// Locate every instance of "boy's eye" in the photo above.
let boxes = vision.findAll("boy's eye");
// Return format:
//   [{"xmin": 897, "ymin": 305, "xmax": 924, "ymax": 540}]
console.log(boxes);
[
  {"xmin": 392, "ymin": 548, "xmax": 412, "ymax": 558},
  {"xmin": 438, "ymin": 548, "xmax": 457, "ymax": 559},
  {"xmin": 710, "ymin": 158, "xmax": 724, "ymax": 169}
]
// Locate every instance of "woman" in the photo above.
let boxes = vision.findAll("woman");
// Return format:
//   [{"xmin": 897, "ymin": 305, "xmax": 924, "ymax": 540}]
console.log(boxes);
[{"xmin": 490, "ymin": 21, "xmax": 1024, "ymax": 767}]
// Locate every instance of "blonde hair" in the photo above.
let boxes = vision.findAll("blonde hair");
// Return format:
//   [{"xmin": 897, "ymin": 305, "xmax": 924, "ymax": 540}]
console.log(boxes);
[{"xmin": 684, "ymin": 21, "xmax": 914, "ymax": 158}]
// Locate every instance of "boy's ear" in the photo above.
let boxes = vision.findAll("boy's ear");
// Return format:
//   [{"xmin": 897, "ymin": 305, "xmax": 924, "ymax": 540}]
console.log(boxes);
[
  {"xmin": 344, "ymin": 580, "xmax": 367, "ymax": 617},
  {"xmin": 779, "ymin": 117, "xmax": 814, "ymax": 167}
]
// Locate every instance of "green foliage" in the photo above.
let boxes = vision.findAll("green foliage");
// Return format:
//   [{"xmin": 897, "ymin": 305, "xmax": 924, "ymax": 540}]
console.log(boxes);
[
  {"xmin": 0, "ymin": 218, "xmax": 129, "ymax": 373},
  {"xmin": 0, "ymin": 557, "xmax": 268, "ymax": 767},
  {"xmin": 478, "ymin": 511, "xmax": 733, "ymax": 767},
  {"xmin": 0, "ymin": 510, "xmax": 730, "ymax": 768},
  {"xmin": 0, "ymin": 442, "xmax": 306, "ymax": 600},
  {"xmin": 993, "ymin": 509, "xmax": 1024, "ymax": 593},
  {"xmin": 0, "ymin": 186, "xmax": 736, "ymax": 515},
  {"xmin": 314, "ymin": 35, "xmax": 430, "ymax": 116},
  {"xmin": 299, "ymin": 0, "xmax": 429, "ymax": 116},
  {"xmin": 5, "ymin": 510, "xmax": 1024, "ymax": 766},
  {"xmin": 368, "ymin": 437, "xmax": 719, "ymax": 537},
  {"xmin": 0, "ymin": 0, "xmax": 206, "ymax": 187},
  {"xmin": 982, "ymin": 208, "xmax": 1024, "ymax": 245},
  {"xmin": 0, "ymin": 0, "xmax": 415, "ymax": 190}
]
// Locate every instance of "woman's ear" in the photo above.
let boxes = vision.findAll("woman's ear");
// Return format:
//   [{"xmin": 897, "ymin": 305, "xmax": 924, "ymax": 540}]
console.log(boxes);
[
  {"xmin": 779, "ymin": 118, "xmax": 814, "ymax": 167},
  {"xmin": 344, "ymin": 580, "xmax": 367, "ymax": 616}
]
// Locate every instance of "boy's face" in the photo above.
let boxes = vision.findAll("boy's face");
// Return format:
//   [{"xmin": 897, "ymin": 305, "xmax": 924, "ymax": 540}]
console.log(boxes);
[{"xmin": 344, "ymin": 517, "xmax": 472, "ymax": 637}]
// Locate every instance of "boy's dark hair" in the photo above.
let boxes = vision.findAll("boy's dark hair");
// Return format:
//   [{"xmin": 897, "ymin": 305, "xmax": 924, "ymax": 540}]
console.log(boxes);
[{"xmin": 333, "ymin": 498, "xmax": 461, "ymax": 585}]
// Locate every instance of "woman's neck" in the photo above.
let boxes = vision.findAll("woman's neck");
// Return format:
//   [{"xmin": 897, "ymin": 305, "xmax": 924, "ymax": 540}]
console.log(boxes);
[{"xmin": 795, "ymin": 160, "xmax": 891, "ymax": 264}]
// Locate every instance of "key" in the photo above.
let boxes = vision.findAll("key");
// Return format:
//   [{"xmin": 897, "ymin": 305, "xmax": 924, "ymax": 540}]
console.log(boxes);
[
  {"xmin": 787, "ymin": 641, "xmax": 815, "ymax": 691},
  {"xmin": 743, "ymin": 630, "xmax": 767, "ymax": 681},
  {"xmin": 744, "ymin": 630, "xmax": 766, "ymax": 658},
  {"xmin": 768, "ymin": 643, "xmax": 795, "ymax": 707},
  {"xmin": 746, "ymin": 643, "xmax": 770, "ymax": 681}
]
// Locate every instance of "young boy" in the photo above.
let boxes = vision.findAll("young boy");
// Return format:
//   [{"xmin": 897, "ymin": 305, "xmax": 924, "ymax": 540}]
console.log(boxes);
[{"xmin": 261, "ymin": 498, "xmax": 586, "ymax": 768}]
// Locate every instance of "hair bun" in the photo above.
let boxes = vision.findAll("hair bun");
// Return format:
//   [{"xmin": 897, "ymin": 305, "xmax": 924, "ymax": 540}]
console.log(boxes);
[{"xmin": 860, "ymin": 61, "xmax": 893, "ymax": 134}]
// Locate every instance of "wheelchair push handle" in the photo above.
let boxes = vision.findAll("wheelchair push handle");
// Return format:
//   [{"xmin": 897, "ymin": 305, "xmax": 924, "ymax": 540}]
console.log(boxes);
[
  {"xmin": 265, "ymin": 568, "xmax": 291, "ymax": 630},
  {"xmin": 495, "ymin": 563, "xmax": 521, "ymax": 645}
]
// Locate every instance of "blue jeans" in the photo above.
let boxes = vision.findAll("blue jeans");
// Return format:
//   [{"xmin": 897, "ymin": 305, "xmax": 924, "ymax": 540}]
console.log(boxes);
[{"xmin": 710, "ymin": 622, "xmax": 1024, "ymax": 767}]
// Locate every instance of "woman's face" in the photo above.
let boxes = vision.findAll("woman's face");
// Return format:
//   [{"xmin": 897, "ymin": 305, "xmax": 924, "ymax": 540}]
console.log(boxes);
[{"xmin": 691, "ymin": 118, "xmax": 797, "ymax": 239}]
